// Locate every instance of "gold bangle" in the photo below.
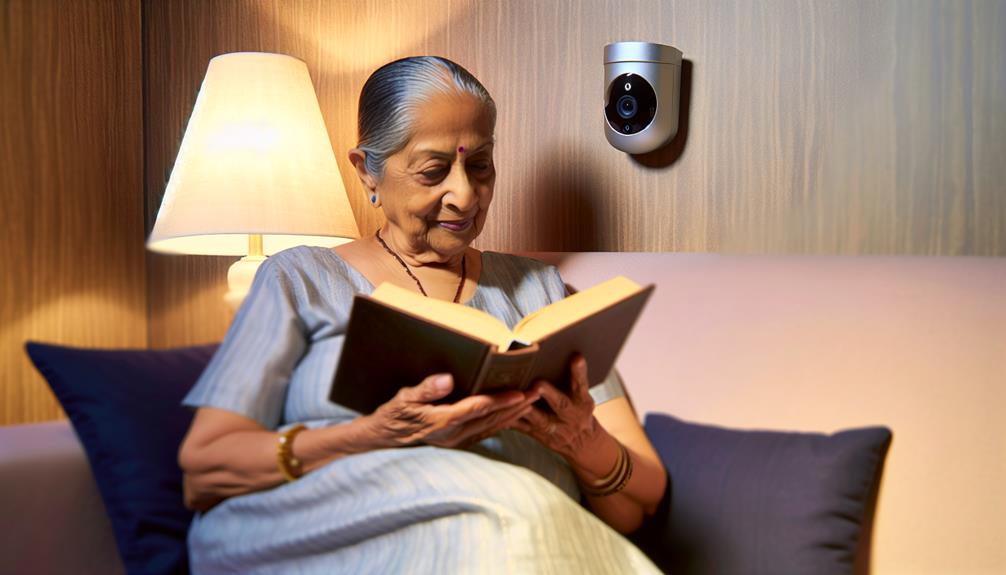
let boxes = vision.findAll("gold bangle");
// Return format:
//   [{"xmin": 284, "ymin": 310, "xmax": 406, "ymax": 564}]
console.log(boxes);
[
  {"xmin": 580, "ymin": 444, "xmax": 625, "ymax": 496},
  {"xmin": 277, "ymin": 423, "xmax": 307, "ymax": 482},
  {"xmin": 579, "ymin": 441, "xmax": 634, "ymax": 497},
  {"xmin": 591, "ymin": 440, "xmax": 628, "ymax": 485}
]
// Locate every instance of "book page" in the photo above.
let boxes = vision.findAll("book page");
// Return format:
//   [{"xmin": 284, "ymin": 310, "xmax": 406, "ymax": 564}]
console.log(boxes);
[
  {"xmin": 512, "ymin": 276, "xmax": 643, "ymax": 343},
  {"xmin": 370, "ymin": 282, "xmax": 515, "ymax": 349}
]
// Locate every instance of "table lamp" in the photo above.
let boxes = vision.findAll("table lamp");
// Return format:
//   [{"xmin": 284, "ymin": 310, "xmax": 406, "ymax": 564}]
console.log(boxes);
[{"xmin": 147, "ymin": 52, "xmax": 359, "ymax": 309}]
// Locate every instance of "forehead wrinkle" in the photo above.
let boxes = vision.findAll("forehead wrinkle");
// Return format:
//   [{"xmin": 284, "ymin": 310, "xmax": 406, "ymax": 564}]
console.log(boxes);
[
  {"xmin": 410, "ymin": 145, "xmax": 454, "ymax": 159},
  {"xmin": 399, "ymin": 96, "xmax": 496, "ymax": 165},
  {"xmin": 407, "ymin": 139, "xmax": 494, "ymax": 168}
]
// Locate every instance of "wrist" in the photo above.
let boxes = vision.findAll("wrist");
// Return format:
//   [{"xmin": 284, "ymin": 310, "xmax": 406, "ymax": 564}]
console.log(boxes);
[
  {"xmin": 297, "ymin": 416, "xmax": 390, "ymax": 475},
  {"xmin": 565, "ymin": 420, "xmax": 635, "ymax": 498},
  {"xmin": 350, "ymin": 413, "xmax": 400, "ymax": 450},
  {"xmin": 567, "ymin": 417, "xmax": 619, "ymax": 480}
]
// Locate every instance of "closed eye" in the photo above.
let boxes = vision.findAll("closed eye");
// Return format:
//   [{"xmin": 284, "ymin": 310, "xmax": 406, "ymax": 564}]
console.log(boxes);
[
  {"xmin": 467, "ymin": 159, "xmax": 494, "ymax": 175},
  {"xmin": 419, "ymin": 167, "xmax": 449, "ymax": 183}
]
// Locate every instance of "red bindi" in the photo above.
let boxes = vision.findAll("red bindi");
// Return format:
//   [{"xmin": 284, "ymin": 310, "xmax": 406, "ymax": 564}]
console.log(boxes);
[{"xmin": 458, "ymin": 146, "xmax": 465, "ymax": 154}]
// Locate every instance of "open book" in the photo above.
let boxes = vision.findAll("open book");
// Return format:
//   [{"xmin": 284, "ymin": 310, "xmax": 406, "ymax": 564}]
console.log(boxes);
[{"xmin": 329, "ymin": 276, "xmax": 654, "ymax": 414}]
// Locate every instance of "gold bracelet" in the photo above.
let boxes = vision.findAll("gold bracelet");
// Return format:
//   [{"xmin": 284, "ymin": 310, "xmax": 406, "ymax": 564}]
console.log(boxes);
[
  {"xmin": 276, "ymin": 423, "xmax": 307, "ymax": 482},
  {"xmin": 591, "ymin": 440, "xmax": 628, "ymax": 485},
  {"xmin": 580, "ymin": 442, "xmax": 626, "ymax": 496},
  {"xmin": 579, "ymin": 441, "xmax": 634, "ymax": 497}
]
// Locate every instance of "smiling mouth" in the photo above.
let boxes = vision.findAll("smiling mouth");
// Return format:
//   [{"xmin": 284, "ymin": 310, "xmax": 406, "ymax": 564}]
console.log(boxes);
[{"xmin": 436, "ymin": 218, "xmax": 474, "ymax": 232}]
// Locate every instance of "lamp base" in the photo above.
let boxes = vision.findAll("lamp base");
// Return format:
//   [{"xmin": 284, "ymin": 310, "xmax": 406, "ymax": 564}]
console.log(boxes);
[{"xmin": 225, "ymin": 254, "xmax": 268, "ymax": 311}]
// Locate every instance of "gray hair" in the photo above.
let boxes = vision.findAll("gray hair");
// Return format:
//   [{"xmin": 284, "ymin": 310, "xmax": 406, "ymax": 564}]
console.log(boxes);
[{"xmin": 357, "ymin": 56, "xmax": 496, "ymax": 179}]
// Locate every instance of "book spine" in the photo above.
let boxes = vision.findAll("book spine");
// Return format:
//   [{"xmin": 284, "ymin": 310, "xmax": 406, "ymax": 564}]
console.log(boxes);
[
  {"xmin": 471, "ymin": 344, "xmax": 540, "ymax": 395},
  {"xmin": 517, "ymin": 350, "xmax": 542, "ymax": 391}
]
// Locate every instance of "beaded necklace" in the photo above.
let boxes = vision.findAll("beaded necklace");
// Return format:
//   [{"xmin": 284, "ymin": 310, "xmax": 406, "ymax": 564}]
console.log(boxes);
[{"xmin": 375, "ymin": 227, "xmax": 466, "ymax": 303}]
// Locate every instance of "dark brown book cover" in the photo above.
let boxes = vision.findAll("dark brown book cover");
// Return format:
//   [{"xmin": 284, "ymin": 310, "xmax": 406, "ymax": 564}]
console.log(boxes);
[{"xmin": 329, "ymin": 284, "xmax": 654, "ymax": 414}]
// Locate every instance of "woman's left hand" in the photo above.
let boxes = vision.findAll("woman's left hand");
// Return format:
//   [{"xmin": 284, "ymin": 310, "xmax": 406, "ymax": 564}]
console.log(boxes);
[{"xmin": 511, "ymin": 355, "xmax": 602, "ymax": 460}]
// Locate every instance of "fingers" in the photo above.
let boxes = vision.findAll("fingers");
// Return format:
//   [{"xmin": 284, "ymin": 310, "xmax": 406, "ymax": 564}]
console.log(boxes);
[
  {"xmin": 521, "ymin": 404, "xmax": 555, "ymax": 430},
  {"xmin": 530, "ymin": 357, "xmax": 594, "ymax": 417},
  {"xmin": 570, "ymin": 355, "xmax": 592, "ymax": 404},
  {"xmin": 536, "ymin": 380, "xmax": 574, "ymax": 415},
  {"xmin": 492, "ymin": 401, "xmax": 535, "ymax": 432},
  {"xmin": 509, "ymin": 406, "xmax": 560, "ymax": 444},
  {"xmin": 460, "ymin": 398, "xmax": 536, "ymax": 445},
  {"xmin": 392, "ymin": 373, "xmax": 553, "ymax": 447},
  {"xmin": 398, "ymin": 374, "xmax": 454, "ymax": 403},
  {"xmin": 444, "ymin": 390, "xmax": 526, "ymax": 424},
  {"xmin": 511, "ymin": 418, "xmax": 533, "ymax": 435}
]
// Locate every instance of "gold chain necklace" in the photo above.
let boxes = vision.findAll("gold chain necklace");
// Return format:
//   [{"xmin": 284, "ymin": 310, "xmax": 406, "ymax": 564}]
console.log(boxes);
[{"xmin": 375, "ymin": 227, "xmax": 466, "ymax": 303}]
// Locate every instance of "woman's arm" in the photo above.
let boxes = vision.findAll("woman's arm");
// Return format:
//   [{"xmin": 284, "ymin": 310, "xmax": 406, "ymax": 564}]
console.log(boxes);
[
  {"xmin": 568, "ymin": 397, "xmax": 667, "ymax": 533},
  {"xmin": 178, "ymin": 407, "xmax": 379, "ymax": 512},
  {"xmin": 513, "ymin": 357, "xmax": 667, "ymax": 534},
  {"xmin": 179, "ymin": 373, "xmax": 541, "ymax": 512}
]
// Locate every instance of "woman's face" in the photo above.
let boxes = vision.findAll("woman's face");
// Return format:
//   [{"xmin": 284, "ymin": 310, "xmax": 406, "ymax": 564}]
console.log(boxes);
[{"xmin": 375, "ymin": 92, "xmax": 496, "ymax": 262}]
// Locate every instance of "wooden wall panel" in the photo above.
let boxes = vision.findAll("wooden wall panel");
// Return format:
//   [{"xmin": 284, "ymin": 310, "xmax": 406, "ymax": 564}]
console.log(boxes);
[
  {"xmin": 0, "ymin": 0, "xmax": 146, "ymax": 425},
  {"xmin": 144, "ymin": 0, "xmax": 1005, "ymax": 347}
]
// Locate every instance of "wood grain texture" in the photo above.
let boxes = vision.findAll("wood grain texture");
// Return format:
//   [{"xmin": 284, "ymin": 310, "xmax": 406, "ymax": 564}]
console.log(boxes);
[
  {"xmin": 144, "ymin": 0, "xmax": 1005, "ymax": 346},
  {"xmin": 0, "ymin": 0, "xmax": 147, "ymax": 425}
]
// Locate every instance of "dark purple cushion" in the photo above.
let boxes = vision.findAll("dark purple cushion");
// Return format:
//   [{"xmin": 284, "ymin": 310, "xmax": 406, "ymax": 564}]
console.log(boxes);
[
  {"xmin": 25, "ymin": 342, "xmax": 218, "ymax": 575},
  {"xmin": 638, "ymin": 414, "xmax": 892, "ymax": 575}
]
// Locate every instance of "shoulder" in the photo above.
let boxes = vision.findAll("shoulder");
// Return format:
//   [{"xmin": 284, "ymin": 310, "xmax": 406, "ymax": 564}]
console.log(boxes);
[
  {"xmin": 482, "ymin": 251, "xmax": 558, "ymax": 278},
  {"xmin": 243, "ymin": 245, "xmax": 364, "ymax": 313},
  {"xmin": 263, "ymin": 245, "xmax": 336, "ymax": 276},
  {"xmin": 259, "ymin": 246, "xmax": 359, "ymax": 287},
  {"xmin": 482, "ymin": 252, "xmax": 568, "ymax": 305}
]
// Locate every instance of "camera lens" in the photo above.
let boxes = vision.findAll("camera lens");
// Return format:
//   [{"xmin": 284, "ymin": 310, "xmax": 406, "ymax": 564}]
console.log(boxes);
[
  {"xmin": 605, "ymin": 73, "xmax": 657, "ymax": 136},
  {"xmin": 617, "ymin": 95, "xmax": 637, "ymax": 119}
]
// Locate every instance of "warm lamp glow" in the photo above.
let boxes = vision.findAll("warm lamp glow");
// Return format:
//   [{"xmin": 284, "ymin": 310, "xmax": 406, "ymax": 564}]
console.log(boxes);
[{"xmin": 147, "ymin": 52, "xmax": 359, "ymax": 307}]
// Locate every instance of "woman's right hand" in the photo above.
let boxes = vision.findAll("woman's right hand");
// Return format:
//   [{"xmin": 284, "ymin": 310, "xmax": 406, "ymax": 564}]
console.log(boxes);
[{"xmin": 362, "ymin": 373, "xmax": 539, "ymax": 448}]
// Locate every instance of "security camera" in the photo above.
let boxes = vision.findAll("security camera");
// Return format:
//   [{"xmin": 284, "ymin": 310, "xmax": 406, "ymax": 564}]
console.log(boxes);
[{"xmin": 604, "ymin": 42, "xmax": 682, "ymax": 154}]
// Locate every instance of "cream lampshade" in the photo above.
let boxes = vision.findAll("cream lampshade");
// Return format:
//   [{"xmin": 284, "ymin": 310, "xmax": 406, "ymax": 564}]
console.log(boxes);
[{"xmin": 147, "ymin": 52, "xmax": 359, "ymax": 308}]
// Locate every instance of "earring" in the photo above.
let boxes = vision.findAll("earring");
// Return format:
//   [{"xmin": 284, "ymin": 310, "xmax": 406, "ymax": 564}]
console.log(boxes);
[{"xmin": 370, "ymin": 194, "xmax": 377, "ymax": 204}]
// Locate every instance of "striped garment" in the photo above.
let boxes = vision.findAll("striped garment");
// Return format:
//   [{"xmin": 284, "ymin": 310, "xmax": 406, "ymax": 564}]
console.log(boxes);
[{"xmin": 183, "ymin": 246, "xmax": 661, "ymax": 574}]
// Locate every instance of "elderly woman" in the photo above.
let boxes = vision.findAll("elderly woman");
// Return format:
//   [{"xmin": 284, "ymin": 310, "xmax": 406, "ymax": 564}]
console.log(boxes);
[{"xmin": 179, "ymin": 56, "xmax": 666, "ymax": 574}]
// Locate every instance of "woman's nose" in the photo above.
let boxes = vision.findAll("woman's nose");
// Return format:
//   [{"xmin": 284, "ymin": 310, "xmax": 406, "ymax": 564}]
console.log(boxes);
[{"xmin": 443, "ymin": 165, "xmax": 478, "ymax": 212}]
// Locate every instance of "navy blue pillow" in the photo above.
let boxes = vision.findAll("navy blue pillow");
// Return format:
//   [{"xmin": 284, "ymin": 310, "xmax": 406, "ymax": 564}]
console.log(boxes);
[
  {"xmin": 638, "ymin": 414, "xmax": 892, "ymax": 575},
  {"xmin": 25, "ymin": 342, "xmax": 218, "ymax": 575}
]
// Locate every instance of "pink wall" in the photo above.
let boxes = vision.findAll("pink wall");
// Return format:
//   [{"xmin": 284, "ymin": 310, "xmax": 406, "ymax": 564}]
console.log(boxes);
[{"xmin": 533, "ymin": 252, "xmax": 1006, "ymax": 575}]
